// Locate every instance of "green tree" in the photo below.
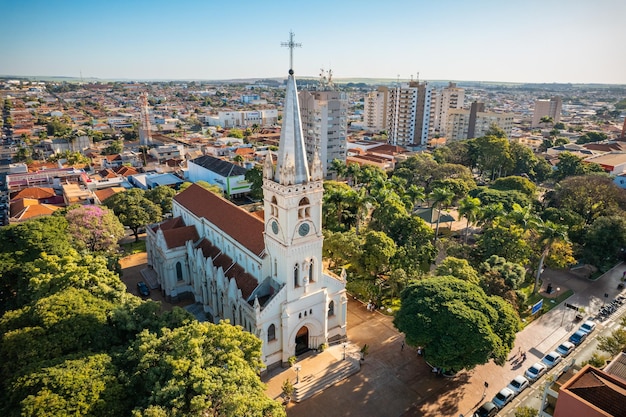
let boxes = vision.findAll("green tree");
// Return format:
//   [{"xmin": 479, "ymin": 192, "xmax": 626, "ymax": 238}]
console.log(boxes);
[
  {"xmin": 357, "ymin": 230, "xmax": 396, "ymax": 277},
  {"xmin": 458, "ymin": 196, "xmax": 481, "ymax": 243},
  {"xmin": 473, "ymin": 135, "xmax": 513, "ymax": 180},
  {"xmin": 475, "ymin": 220, "xmax": 531, "ymax": 265},
  {"xmin": 227, "ymin": 128, "xmax": 244, "ymax": 139},
  {"xmin": 104, "ymin": 188, "xmax": 162, "ymax": 242},
  {"xmin": 145, "ymin": 185, "xmax": 177, "ymax": 215},
  {"xmin": 178, "ymin": 181, "xmax": 223, "ymax": 195},
  {"xmin": 514, "ymin": 406, "xmax": 539, "ymax": 417},
  {"xmin": 596, "ymin": 328, "xmax": 626, "ymax": 357},
  {"xmin": 394, "ymin": 277, "xmax": 519, "ymax": 370},
  {"xmin": 490, "ymin": 176, "xmax": 537, "ymax": 198},
  {"xmin": 245, "ymin": 165, "xmax": 264, "ymax": 200},
  {"xmin": 582, "ymin": 216, "xmax": 626, "ymax": 271},
  {"xmin": 323, "ymin": 181, "xmax": 357, "ymax": 232},
  {"xmin": 530, "ymin": 220, "xmax": 572, "ymax": 294},
  {"xmin": 429, "ymin": 187, "xmax": 454, "ymax": 243},
  {"xmin": 46, "ymin": 117, "xmax": 72, "ymax": 137},
  {"xmin": 576, "ymin": 131, "xmax": 608, "ymax": 144},
  {"xmin": 322, "ymin": 229, "xmax": 361, "ymax": 269},
  {"xmin": 126, "ymin": 321, "xmax": 285, "ymax": 417},
  {"xmin": 435, "ymin": 257, "xmax": 480, "ymax": 285}
]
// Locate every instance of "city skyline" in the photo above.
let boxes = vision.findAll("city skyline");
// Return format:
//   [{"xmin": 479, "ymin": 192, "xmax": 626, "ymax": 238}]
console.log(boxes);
[{"xmin": 2, "ymin": 0, "xmax": 625, "ymax": 85}]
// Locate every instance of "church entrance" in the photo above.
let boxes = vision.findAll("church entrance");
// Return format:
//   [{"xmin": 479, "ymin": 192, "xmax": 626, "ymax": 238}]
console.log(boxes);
[{"xmin": 295, "ymin": 326, "xmax": 309, "ymax": 355}]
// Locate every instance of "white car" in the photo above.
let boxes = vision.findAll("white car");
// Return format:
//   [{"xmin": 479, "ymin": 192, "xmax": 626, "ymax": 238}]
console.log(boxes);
[
  {"xmin": 579, "ymin": 320, "xmax": 596, "ymax": 334},
  {"xmin": 525, "ymin": 362, "xmax": 548, "ymax": 382},
  {"xmin": 506, "ymin": 375, "xmax": 530, "ymax": 396},
  {"xmin": 492, "ymin": 387, "xmax": 515, "ymax": 409},
  {"xmin": 542, "ymin": 351, "xmax": 562, "ymax": 368},
  {"xmin": 556, "ymin": 341, "xmax": 575, "ymax": 357}
]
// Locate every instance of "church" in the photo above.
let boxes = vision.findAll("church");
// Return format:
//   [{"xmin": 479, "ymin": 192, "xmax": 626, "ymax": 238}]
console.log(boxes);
[{"xmin": 145, "ymin": 58, "xmax": 347, "ymax": 368}]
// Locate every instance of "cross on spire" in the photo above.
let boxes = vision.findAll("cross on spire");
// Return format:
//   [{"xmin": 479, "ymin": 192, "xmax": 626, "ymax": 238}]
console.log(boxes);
[{"xmin": 281, "ymin": 31, "xmax": 302, "ymax": 73}]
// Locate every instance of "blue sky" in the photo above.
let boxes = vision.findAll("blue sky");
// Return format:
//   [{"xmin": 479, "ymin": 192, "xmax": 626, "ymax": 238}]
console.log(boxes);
[{"xmin": 1, "ymin": 0, "xmax": 624, "ymax": 84}]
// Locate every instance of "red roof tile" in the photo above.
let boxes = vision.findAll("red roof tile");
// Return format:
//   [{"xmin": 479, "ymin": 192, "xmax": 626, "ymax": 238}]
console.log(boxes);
[
  {"xmin": 162, "ymin": 225, "xmax": 199, "ymax": 249},
  {"xmin": 11, "ymin": 187, "xmax": 56, "ymax": 200},
  {"xmin": 174, "ymin": 184, "xmax": 265, "ymax": 256}
]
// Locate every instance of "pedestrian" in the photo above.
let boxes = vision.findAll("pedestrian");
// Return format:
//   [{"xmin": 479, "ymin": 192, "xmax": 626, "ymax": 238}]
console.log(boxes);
[
  {"xmin": 521, "ymin": 351, "xmax": 527, "ymax": 362},
  {"xmin": 401, "ymin": 340, "xmax": 405, "ymax": 351}
]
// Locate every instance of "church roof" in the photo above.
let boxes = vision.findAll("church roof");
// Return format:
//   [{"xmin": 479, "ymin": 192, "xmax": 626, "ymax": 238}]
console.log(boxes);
[
  {"xmin": 174, "ymin": 184, "xmax": 265, "ymax": 256},
  {"xmin": 274, "ymin": 69, "xmax": 309, "ymax": 185},
  {"xmin": 190, "ymin": 155, "xmax": 247, "ymax": 177},
  {"xmin": 162, "ymin": 225, "xmax": 199, "ymax": 249}
]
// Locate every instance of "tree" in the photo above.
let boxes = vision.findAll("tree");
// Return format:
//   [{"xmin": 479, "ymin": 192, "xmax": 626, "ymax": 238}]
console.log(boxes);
[
  {"xmin": 429, "ymin": 187, "xmax": 454, "ymax": 243},
  {"xmin": 104, "ymin": 189, "xmax": 162, "ymax": 242},
  {"xmin": 323, "ymin": 181, "xmax": 357, "ymax": 232},
  {"xmin": 530, "ymin": 220, "xmax": 571, "ymax": 294},
  {"xmin": 435, "ymin": 257, "xmax": 480, "ymax": 285},
  {"xmin": 458, "ymin": 196, "xmax": 481, "ymax": 243},
  {"xmin": 178, "ymin": 181, "xmax": 223, "ymax": 196},
  {"xmin": 145, "ymin": 186, "xmax": 177, "ymax": 215},
  {"xmin": 582, "ymin": 216, "xmax": 626, "ymax": 271},
  {"xmin": 126, "ymin": 321, "xmax": 285, "ymax": 417},
  {"xmin": 357, "ymin": 230, "xmax": 396, "ymax": 278},
  {"xmin": 245, "ymin": 165, "xmax": 264, "ymax": 200},
  {"xmin": 64, "ymin": 205, "xmax": 125, "ymax": 253},
  {"xmin": 596, "ymin": 328, "xmax": 626, "ymax": 357},
  {"xmin": 514, "ymin": 406, "xmax": 539, "ymax": 417},
  {"xmin": 227, "ymin": 128, "xmax": 244, "ymax": 139},
  {"xmin": 322, "ymin": 229, "xmax": 361, "ymax": 270},
  {"xmin": 491, "ymin": 176, "xmax": 536, "ymax": 198},
  {"xmin": 473, "ymin": 135, "xmax": 513, "ymax": 180},
  {"xmin": 474, "ymin": 220, "xmax": 531, "ymax": 265},
  {"xmin": 393, "ymin": 277, "xmax": 519, "ymax": 370},
  {"xmin": 46, "ymin": 117, "xmax": 72, "ymax": 137},
  {"xmin": 552, "ymin": 152, "xmax": 606, "ymax": 181},
  {"xmin": 576, "ymin": 131, "xmax": 608, "ymax": 144}
]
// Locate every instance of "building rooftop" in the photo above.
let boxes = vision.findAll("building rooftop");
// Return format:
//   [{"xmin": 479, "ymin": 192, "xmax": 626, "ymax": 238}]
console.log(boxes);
[{"xmin": 190, "ymin": 155, "xmax": 247, "ymax": 177}]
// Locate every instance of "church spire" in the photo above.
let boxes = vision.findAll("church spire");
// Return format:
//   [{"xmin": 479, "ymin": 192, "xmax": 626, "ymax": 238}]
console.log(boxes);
[{"xmin": 275, "ymin": 32, "xmax": 309, "ymax": 185}]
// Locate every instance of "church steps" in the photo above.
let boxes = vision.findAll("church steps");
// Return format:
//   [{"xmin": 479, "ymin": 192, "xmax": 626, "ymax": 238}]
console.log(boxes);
[{"xmin": 292, "ymin": 357, "xmax": 360, "ymax": 402}]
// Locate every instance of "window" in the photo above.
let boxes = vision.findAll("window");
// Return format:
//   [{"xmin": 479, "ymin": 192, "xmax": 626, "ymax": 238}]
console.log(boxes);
[
  {"xmin": 268, "ymin": 324, "xmax": 276, "ymax": 341},
  {"xmin": 309, "ymin": 261, "xmax": 314, "ymax": 282},
  {"xmin": 328, "ymin": 301, "xmax": 335, "ymax": 317},
  {"xmin": 176, "ymin": 262, "xmax": 183, "ymax": 281},
  {"xmin": 294, "ymin": 264, "xmax": 300, "ymax": 287}
]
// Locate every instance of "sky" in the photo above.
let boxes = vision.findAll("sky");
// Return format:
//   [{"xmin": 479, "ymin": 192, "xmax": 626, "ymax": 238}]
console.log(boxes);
[{"xmin": 1, "ymin": 0, "xmax": 625, "ymax": 84}]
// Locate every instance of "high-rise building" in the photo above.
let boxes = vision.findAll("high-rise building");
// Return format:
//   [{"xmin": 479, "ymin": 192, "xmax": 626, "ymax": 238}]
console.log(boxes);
[
  {"xmin": 446, "ymin": 102, "xmax": 514, "ymax": 141},
  {"xmin": 299, "ymin": 89, "xmax": 348, "ymax": 178},
  {"xmin": 387, "ymin": 81, "xmax": 432, "ymax": 147},
  {"xmin": 532, "ymin": 97, "xmax": 562, "ymax": 127},
  {"xmin": 431, "ymin": 82, "xmax": 465, "ymax": 138},
  {"xmin": 363, "ymin": 86, "xmax": 389, "ymax": 132}
]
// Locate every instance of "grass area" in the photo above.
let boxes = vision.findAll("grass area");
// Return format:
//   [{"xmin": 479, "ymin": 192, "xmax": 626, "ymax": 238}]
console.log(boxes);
[
  {"xmin": 519, "ymin": 287, "xmax": 574, "ymax": 328},
  {"xmin": 121, "ymin": 240, "xmax": 146, "ymax": 255}
]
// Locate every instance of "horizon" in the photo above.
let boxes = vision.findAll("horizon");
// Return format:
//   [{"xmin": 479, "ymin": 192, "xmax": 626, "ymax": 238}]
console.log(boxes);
[{"xmin": 2, "ymin": 0, "xmax": 625, "ymax": 85}]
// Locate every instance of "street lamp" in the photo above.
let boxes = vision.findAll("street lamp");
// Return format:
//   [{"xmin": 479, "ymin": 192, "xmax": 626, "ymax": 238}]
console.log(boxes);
[
  {"xmin": 482, "ymin": 381, "xmax": 488, "ymax": 399},
  {"xmin": 294, "ymin": 364, "xmax": 301, "ymax": 384},
  {"xmin": 342, "ymin": 342, "xmax": 347, "ymax": 360}
]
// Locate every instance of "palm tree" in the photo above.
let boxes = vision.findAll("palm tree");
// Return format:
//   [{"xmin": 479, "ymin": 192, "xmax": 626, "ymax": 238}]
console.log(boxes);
[
  {"xmin": 429, "ymin": 187, "xmax": 454, "ymax": 243},
  {"xmin": 531, "ymin": 219, "xmax": 569, "ymax": 294},
  {"xmin": 405, "ymin": 184, "xmax": 426, "ymax": 213},
  {"xmin": 331, "ymin": 159, "xmax": 348, "ymax": 180},
  {"xmin": 458, "ymin": 196, "xmax": 481, "ymax": 243},
  {"xmin": 349, "ymin": 187, "xmax": 375, "ymax": 235}
]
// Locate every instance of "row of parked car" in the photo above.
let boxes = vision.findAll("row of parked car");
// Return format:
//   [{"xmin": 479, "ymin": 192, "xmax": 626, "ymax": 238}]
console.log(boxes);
[{"xmin": 473, "ymin": 320, "xmax": 596, "ymax": 417}]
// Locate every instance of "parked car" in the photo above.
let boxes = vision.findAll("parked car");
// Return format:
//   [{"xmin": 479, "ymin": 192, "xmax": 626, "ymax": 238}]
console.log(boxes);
[
  {"xmin": 579, "ymin": 320, "xmax": 596, "ymax": 334},
  {"xmin": 542, "ymin": 351, "xmax": 562, "ymax": 368},
  {"xmin": 556, "ymin": 341, "xmax": 575, "ymax": 357},
  {"xmin": 569, "ymin": 330, "xmax": 588, "ymax": 346},
  {"xmin": 492, "ymin": 387, "xmax": 515, "ymax": 409},
  {"xmin": 506, "ymin": 375, "xmax": 530, "ymax": 396},
  {"xmin": 473, "ymin": 401, "xmax": 498, "ymax": 417},
  {"xmin": 525, "ymin": 362, "xmax": 548, "ymax": 382},
  {"xmin": 137, "ymin": 281, "xmax": 150, "ymax": 296}
]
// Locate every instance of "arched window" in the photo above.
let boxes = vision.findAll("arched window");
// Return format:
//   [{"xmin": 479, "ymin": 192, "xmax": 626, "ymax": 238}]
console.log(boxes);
[
  {"xmin": 176, "ymin": 262, "xmax": 183, "ymax": 281},
  {"xmin": 328, "ymin": 301, "xmax": 335, "ymax": 317},
  {"xmin": 268, "ymin": 324, "xmax": 276, "ymax": 341},
  {"xmin": 274, "ymin": 259, "xmax": 277, "ymax": 277},
  {"xmin": 294, "ymin": 264, "xmax": 300, "ymax": 288},
  {"xmin": 298, "ymin": 197, "xmax": 310, "ymax": 219},
  {"xmin": 271, "ymin": 196, "xmax": 278, "ymax": 217},
  {"xmin": 309, "ymin": 260, "xmax": 315, "ymax": 282}
]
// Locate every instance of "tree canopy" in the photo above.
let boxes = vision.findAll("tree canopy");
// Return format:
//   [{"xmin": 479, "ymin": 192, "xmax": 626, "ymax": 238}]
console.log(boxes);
[
  {"xmin": 394, "ymin": 277, "xmax": 519, "ymax": 370},
  {"xmin": 104, "ymin": 188, "xmax": 162, "ymax": 242}
]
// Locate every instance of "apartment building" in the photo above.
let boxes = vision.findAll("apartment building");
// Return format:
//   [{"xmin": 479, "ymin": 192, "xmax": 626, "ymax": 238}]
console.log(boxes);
[
  {"xmin": 363, "ymin": 87, "xmax": 389, "ymax": 132},
  {"xmin": 298, "ymin": 89, "xmax": 348, "ymax": 178},
  {"xmin": 446, "ymin": 102, "xmax": 514, "ymax": 141},
  {"xmin": 211, "ymin": 109, "xmax": 279, "ymax": 128},
  {"xmin": 431, "ymin": 82, "xmax": 465, "ymax": 138},
  {"xmin": 387, "ymin": 81, "xmax": 432, "ymax": 147},
  {"xmin": 532, "ymin": 97, "xmax": 562, "ymax": 127}
]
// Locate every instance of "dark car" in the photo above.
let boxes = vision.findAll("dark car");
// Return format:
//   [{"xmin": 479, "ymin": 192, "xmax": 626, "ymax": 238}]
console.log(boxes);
[
  {"xmin": 569, "ymin": 330, "xmax": 588, "ymax": 345},
  {"xmin": 473, "ymin": 401, "xmax": 498, "ymax": 417},
  {"xmin": 137, "ymin": 281, "xmax": 150, "ymax": 296}
]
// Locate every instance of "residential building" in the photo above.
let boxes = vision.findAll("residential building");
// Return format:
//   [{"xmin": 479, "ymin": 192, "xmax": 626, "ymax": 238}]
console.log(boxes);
[
  {"xmin": 532, "ymin": 97, "xmax": 562, "ymax": 127},
  {"xmin": 363, "ymin": 87, "xmax": 389, "ymax": 132},
  {"xmin": 145, "ymin": 66, "xmax": 347, "ymax": 369},
  {"xmin": 387, "ymin": 81, "xmax": 432, "ymax": 147},
  {"xmin": 432, "ymin": 82, "xmax": 465, "ymax": 138},
  {"xmin": 187, "ymin": 155, "xmax": 251, "ymax": 198},
  {"xmin": 446, "ymin": 103, "xmax": 514, "ymax": 141},
  {"xmin": 298, "ymin": 89, "xmax": 348, "ymax": 178},
  {"xmin": 213, "ymin": 109, "xmax": 279, "ymax": 128}
]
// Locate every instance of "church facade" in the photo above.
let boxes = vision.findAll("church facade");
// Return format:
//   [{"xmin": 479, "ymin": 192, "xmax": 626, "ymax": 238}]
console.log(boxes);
[{"xmin": 145, "ymin": 66, "xmax": 347, "ymax": 368}]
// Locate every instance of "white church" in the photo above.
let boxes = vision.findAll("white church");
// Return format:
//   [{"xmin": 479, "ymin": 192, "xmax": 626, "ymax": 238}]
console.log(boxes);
[{"xmin": 146, "ymin": 59, "xmax": 347, "ymax": 368}]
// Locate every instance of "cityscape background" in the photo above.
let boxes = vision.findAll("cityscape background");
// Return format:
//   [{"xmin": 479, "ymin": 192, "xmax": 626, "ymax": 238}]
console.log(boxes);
[{"xmin": 1, "ymin": 0, "xmax": 625, "ymax": 84}]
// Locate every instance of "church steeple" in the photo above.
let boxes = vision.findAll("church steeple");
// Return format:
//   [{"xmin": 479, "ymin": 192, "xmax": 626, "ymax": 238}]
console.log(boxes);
[{"xmin": 275, "ymin": 32, "xmax": 309, "ymax": 186}]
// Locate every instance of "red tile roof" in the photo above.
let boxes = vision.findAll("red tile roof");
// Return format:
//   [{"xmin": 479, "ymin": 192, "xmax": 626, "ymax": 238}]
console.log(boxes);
[
  {"xmin": 11, "ymin": 187, "xmax": 56, "ymax": 201},
  {"xmin": 162, "ymin": 225, "xmax": 199, "ymax": 249},
  {"xmin": 94, "ymin": 187, "xmax": 125, "ymax": 203},
  {"xmin": 115, "ymin": 166, "xmax": 139, "ymax": 176},
  {"xmin": 174, "ymin": 184, "xmax": 265, "ymax": 256},
  {"xmin": 98, "ymin": 169, "xmax": 118, "ymax": 178}
]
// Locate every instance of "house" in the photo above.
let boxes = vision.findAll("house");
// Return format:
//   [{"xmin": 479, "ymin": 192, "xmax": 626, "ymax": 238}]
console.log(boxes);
[{"xmin": 187, "ymin": 155, "xmax": 251, "ymax": 198}]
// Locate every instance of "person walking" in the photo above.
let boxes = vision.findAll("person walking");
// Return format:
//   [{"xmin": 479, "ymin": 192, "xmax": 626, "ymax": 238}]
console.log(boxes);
[{"xmin": 401, "ymin": 340, "xmax": 405, "ymax": 351}]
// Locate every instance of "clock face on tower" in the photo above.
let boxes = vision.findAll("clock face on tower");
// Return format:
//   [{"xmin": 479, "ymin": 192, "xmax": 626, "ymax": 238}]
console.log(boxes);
[
  {"xmin": 298, "ymin": 222, "xmax": 310, "ymax": 237},
  {"xmin": 271, "ymin": 220, "xmax": 279, "ymax": 235}
]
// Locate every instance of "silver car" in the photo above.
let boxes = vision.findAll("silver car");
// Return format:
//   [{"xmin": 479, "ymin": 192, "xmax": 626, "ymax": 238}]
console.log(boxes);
[
  {"xmin": 525, "ymin": 362, "xmax": 547, "ymax": 382},
  {"xmin": 492, "ymin": 387, "xmax": 515, "ymax": 409},
  {"xmin": 556, "ymin": 341, "xmax": 575, "ymax": 357},
  {"xmin": 506, "ymin": 375, "xmax": 530, "ymax": 396}
]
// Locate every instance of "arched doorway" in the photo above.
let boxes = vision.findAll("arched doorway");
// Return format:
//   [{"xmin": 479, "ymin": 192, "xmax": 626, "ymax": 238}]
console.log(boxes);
[{"xmin": 295, "ymin": 326, "xmax": 309, "ymax": 355}]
